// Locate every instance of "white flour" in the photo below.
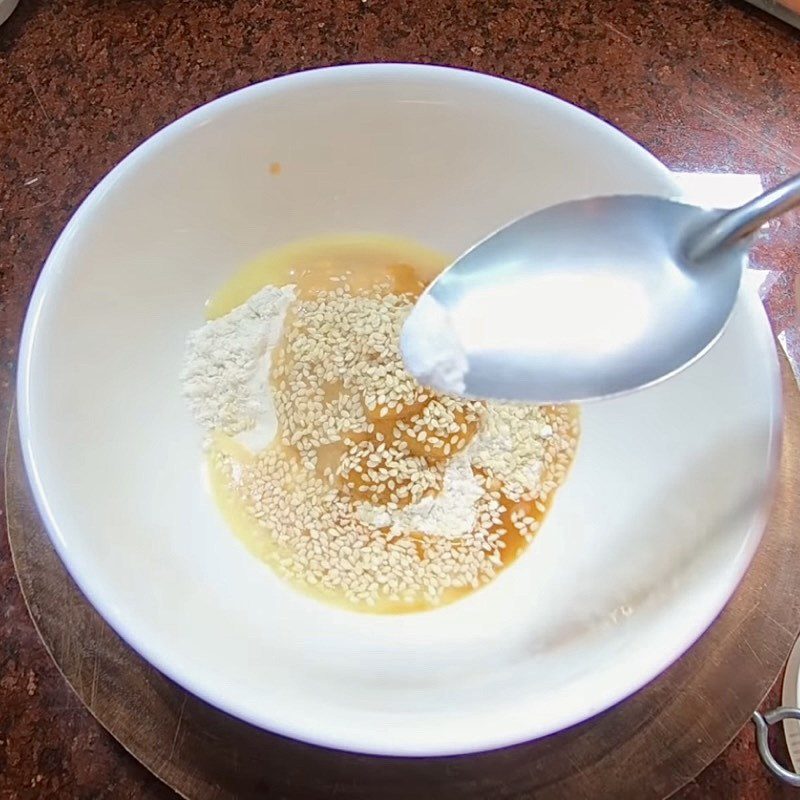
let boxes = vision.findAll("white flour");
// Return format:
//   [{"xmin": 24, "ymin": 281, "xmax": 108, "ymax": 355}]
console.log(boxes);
[
  {"xmin": 181, "ymin": 284, "xmax": 295, "ymax": 451},
  {"xmin": 358, "ymin": 453, "xmax": 484, "ymax": 539},
  {"xmin": 469, "ymin": 404, "xmax": 553, "ymax": 500}
]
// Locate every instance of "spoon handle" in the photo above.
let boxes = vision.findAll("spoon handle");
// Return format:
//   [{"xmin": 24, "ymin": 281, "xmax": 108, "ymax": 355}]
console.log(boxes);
[{"xmin": 686, "ymin": 171, "xmax": 800, "ymax": 262}]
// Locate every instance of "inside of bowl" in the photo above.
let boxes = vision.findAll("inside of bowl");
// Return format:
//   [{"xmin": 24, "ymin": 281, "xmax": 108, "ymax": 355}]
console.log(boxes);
[{"xmin": 19, "ymin": 66, "xmax": 781, "ymax": 755}]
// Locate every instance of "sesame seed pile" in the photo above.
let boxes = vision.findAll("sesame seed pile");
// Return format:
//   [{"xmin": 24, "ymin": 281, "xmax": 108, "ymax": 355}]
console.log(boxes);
[{"xmin": 214, "ymin": 281, "xmax": 579, "ymax": 611}]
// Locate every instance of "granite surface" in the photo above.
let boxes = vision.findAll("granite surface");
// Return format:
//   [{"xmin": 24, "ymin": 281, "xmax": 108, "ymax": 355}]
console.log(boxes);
[{"xmin": 1, "ymin": 0, "xmax": 799, "ymax": 797}]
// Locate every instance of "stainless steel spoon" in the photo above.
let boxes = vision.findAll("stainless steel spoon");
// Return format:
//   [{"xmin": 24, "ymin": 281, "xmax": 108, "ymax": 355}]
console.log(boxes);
[{"xmin": 400, "ymin": 173, "xmax": 800, "ymax": 404}]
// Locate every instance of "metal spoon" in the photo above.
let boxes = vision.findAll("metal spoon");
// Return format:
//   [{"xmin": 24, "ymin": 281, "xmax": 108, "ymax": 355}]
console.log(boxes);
[{"xmin": 400, "ymin": 173, "xmax": 800, "ymax": 404}]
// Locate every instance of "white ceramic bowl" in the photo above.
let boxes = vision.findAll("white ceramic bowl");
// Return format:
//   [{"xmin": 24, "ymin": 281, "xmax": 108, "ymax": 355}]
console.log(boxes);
[
  {"xmin": 18, "ymin": 65, "xmax": 781, "ymax": 756},
  {"xmin": 0, "ymin": 0, "xmax": 19, "ymax": 26}
]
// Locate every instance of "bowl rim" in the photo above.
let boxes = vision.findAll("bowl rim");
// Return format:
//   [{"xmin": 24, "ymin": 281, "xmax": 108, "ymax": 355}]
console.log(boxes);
[{"xmin": 16, "ymin": 62, "xmax": 784, "ymax": 756}]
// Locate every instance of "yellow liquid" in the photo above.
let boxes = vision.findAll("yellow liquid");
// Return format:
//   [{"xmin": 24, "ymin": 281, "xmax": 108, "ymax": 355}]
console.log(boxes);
[
  {"xmin": 205, "ymin": 234, "xmax": 578, "ymax": 613},
  {"xmin": 206, "ymin": 233, "xmax": 448, "ymax": 318}
]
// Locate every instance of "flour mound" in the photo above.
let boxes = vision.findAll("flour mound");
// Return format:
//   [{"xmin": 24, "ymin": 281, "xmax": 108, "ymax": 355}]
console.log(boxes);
[
  {"xmin": 358, "ymin": 454, "xmax": 484, "ymax": 539},
  {"xmin": 181, "ymin": 285, "xmax": 295, "ymax": 450}
]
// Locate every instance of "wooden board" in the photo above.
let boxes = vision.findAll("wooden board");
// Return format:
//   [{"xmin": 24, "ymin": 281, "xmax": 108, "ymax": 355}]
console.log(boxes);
[{"xmin": 7, "ymin": 354, "xmax": 800, "ymax": 800}]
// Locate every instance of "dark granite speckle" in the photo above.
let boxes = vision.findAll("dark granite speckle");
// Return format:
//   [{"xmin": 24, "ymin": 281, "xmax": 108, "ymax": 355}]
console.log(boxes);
[{"xmin": 1, "ymin": 0, "xmax": 799, "ymax": 797}]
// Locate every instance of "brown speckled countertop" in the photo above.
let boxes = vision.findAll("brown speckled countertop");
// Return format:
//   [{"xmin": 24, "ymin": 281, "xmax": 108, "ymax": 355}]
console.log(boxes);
[{"xmin": 1, "ymin": 1, "xmax": 799, "ymax": 797}]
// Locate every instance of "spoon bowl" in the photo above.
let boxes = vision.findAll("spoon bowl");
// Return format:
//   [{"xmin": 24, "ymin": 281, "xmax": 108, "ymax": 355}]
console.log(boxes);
[{"xmin": 402, "ymin": 174, "xmax": 800, "ymax": 403}]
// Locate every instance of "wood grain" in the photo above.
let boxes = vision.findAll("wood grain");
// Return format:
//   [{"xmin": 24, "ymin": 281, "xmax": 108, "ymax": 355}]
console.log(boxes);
[{"xmin": 7, "ymin": 354, "xmax": 800, "ymax": 800}]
